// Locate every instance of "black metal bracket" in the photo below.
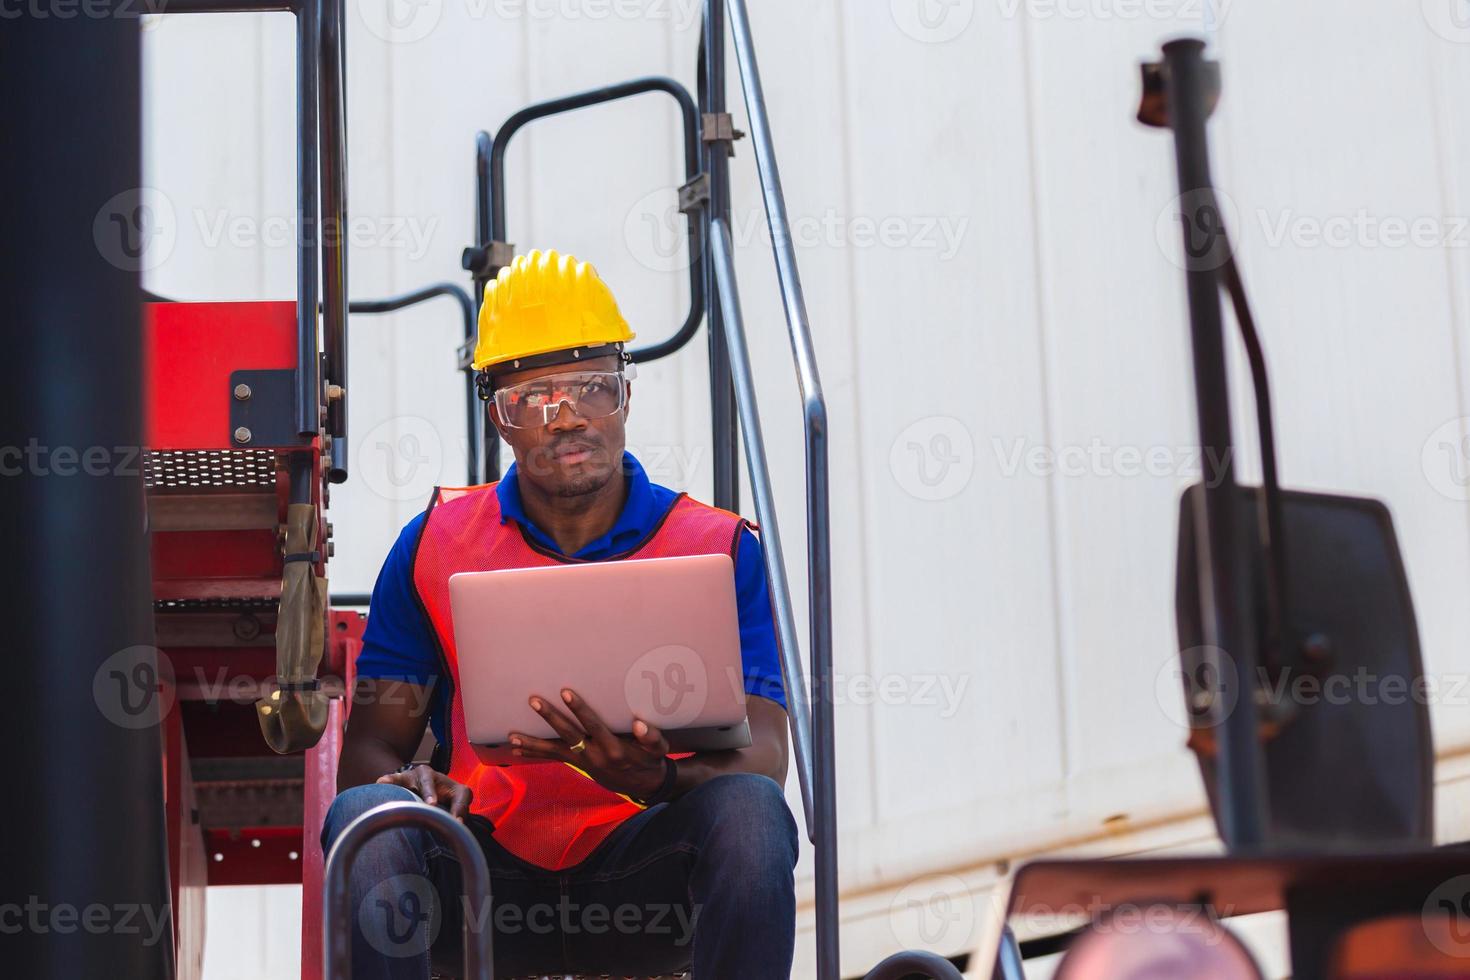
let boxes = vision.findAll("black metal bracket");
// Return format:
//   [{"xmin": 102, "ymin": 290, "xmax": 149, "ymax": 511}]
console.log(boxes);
[
  {"xmin": 678, "ymin": 172, "xmax": 711, "ymax": 214},
  {"xmin": 701, "ymin": 111, "xmax": 745, "ymax": 155},
  {"xmin": 456, "ymin": 338, "xmax": 476, "ymax": 372},
  {"xmin": 1138, "ymin": 57, "xmax": 1222, "ymax": 128},
  {"xmin": 460, "ymin": 239, "xmax": 515, "ymax": 281},
  {"xmin": 230, "ymin": 369, "xmax": 313, "ymax": 449}
]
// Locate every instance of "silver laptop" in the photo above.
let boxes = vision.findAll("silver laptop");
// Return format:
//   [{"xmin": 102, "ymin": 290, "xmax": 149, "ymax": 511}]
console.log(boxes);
[{"xmin": 448, "ymin": 553, "xmax": 752, "ymax": 766}]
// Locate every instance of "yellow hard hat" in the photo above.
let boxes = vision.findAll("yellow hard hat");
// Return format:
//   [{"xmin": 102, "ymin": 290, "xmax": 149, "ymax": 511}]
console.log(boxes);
[{"xmin": 472, "ymin": 249, "xmax": 635, "ymax": 375}]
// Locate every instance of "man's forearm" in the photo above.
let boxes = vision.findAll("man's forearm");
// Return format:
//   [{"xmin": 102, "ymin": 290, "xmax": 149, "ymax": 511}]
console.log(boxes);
[
  {"xmin": 669, "ymin": 741, "xmax": 787, "ymax": 797},
  {"xmin": 337, "ymin": 733, "xmax": 412, "ymax": 793},
  {"xmin": 666, "ymin": 696, "xmax": 790, "ymax": 797},
  {"xmin": 336, "ymin": 679, "xmax": 436, "ymax": 793}
]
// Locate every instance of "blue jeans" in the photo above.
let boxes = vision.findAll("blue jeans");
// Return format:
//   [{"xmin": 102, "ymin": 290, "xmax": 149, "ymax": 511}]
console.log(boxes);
[{"xmin": 320, "ymin": 773, "xmax": 799, "ymax": 979}]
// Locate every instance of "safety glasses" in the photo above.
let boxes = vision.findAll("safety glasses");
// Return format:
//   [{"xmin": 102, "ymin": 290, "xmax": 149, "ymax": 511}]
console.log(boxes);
[{"xmin": 492, "ymin": 369, "xmax": 631, "ymax": 429}]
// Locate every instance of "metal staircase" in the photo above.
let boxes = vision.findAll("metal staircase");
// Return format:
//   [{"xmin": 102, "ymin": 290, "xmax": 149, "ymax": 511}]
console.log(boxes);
[{"xmin": 112, "ymin": 0, "xmax": 966, "ymax": 976}]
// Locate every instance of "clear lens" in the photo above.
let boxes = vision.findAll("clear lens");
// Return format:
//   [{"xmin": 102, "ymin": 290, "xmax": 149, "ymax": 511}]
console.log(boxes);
[{"xmin": 493, "ymin": 370, "xmax": 626, "ymax": 429}]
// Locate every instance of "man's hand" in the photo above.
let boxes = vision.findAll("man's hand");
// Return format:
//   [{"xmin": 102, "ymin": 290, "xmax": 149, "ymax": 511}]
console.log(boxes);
[
  {"xmin": 509, "ymin": 689, "xmax": 670, "ymax": 799},
  {"xmin": 375, "ymin": 763, "xmax": 474, "ymax": 820}
]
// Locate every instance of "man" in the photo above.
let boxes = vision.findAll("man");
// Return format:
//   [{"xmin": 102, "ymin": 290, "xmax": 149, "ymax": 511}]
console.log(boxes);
[{"xmin": 323, "ymin": 249, "xmax": 798, "ymax": 979}]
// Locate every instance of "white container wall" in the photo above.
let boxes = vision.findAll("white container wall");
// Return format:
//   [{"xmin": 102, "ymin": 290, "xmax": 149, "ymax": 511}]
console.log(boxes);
[{"xmin": 139, "ymin": 2, "xmax": 1470, "ymax": 976}]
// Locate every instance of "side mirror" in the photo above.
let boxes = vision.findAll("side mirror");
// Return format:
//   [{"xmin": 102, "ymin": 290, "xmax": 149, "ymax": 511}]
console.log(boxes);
[{"xmin": 1174, "ymin": 483, "xmax": 1433, "ymax": 846}]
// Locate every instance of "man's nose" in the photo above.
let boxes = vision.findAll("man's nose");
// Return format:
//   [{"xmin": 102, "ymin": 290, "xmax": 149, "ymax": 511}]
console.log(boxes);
[{"xmin": 545, "ymin": 399, "xmax": 587, "ymax": 431}]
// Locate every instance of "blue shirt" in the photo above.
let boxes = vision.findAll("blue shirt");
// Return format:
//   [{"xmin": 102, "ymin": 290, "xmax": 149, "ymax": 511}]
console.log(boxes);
[{"xmin": 355, "ymin": 452, "xmax": 787, "ymax": 746}]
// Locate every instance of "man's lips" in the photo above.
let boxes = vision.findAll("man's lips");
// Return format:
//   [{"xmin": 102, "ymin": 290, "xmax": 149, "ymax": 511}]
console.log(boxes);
[{"xmin": 551, "ymin": 442, "xmax": 598, "ymax": 463}]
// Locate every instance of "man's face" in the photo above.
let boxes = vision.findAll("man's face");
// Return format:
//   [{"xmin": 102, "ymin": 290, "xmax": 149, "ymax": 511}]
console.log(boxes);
[{"xmin": 488, "ymin": 354, "xmax": 630, "ymax": 498}]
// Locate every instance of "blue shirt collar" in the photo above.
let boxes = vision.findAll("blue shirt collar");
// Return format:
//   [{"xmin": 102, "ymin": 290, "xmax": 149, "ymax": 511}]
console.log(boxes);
[{"xmin": 495, "ymin": 451, "xmax": 665, "ymax": 559}]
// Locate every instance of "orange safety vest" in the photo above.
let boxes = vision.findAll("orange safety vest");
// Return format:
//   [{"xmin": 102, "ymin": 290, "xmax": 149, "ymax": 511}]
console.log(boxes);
[{"xmin": 411, "ymin": 481, "xmax": 751, "ymax": 870}]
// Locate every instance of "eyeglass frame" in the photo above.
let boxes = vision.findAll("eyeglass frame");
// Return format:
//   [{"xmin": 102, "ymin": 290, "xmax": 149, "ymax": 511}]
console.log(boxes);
[{"xmin": 480, "ymin": 362, "xmax": 638, "ymax": 429}]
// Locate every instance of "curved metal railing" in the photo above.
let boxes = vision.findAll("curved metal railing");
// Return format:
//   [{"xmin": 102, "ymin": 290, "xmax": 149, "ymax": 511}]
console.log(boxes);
[{"xmin": 322, "ymin": 801, "xmax": 494, "ymax": 979}]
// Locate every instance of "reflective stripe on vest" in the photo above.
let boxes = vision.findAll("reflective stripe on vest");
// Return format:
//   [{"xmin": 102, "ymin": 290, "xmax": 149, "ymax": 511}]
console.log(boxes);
[{"xmin": 410, "ymin": 481, "xmax": 749, "ymax": 870}]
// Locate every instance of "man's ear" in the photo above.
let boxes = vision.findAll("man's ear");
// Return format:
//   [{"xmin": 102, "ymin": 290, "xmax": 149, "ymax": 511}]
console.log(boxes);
[{"xmin": 622, "ymin": 379, "xmax": 633, "ymax": 421}]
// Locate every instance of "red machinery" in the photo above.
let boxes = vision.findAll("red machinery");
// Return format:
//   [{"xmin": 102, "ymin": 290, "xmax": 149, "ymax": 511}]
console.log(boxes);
[{"xmin": 144, "ymin": 299, "xmax": 363, "ymax": 978}]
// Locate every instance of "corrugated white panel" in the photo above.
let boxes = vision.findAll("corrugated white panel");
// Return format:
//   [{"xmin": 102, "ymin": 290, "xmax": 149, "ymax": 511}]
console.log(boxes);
[
  {"xmin": 199, "ymin": 884, "xmax": 302, "ymax": 979},
  {"xmin": 1217, "ymin": 0, "xmax": 1470, "ymax": 753}
]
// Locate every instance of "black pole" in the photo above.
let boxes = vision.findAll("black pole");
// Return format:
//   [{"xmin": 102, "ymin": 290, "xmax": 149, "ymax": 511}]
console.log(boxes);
[
  {"xmin": 295, "ymin": 0, "xmax": 322, "ymax": 438},
  {"xmin": 319, "ymin": 0, "xmax": 349, "ymax": 482},
  {"xmin": 1161, "ymin": 39, "xmax": 1268, "ymax": 848},
  {"xmin": 2, "ymin": 12, "xmax": 174, "ymax": 978},
  {"xmin": 702, "ymin": 1, "xmax": 740, "ymax": 512},
  {"xmin": 472, "ymin": 130, "xmax": 499, "ymax": 482}
]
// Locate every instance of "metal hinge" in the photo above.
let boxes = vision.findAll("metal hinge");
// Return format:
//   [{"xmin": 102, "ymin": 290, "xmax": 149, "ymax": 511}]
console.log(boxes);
[
  {"xmin": 678, "ymin": 173, "xmax": 710, "ymax": 215},
  {"xmin": 461, "ymin": 239, "xmax": 515, "ymax": 279},
  {"xmin": 701, "ymin": 112, "xmax": 745, "ymax": 156}
]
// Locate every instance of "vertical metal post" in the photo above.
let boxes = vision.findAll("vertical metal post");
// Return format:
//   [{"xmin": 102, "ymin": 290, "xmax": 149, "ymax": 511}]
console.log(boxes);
[
  {"xmin": 1161, "ymin": 38, "xmax": 1267, "ymax": 848},
  {"xmin": 319, "ymin": 0, "xmax": 348, "ymax": 481},
  {"xmin": 473, "ymin": 131, "xmax": 500, "ymax": 482},
  {"xmin": 702, "ymin": 0, "xmax": 740, "ymax": 512},
  {"xmin": 711, "ymin": 221, "xmax": 818, "ymax": 839},
  {"xmin": 296, "ymin": 0, "xmax": 323, "ymax": 438},
  {"xmin": 1, "ymin": 16, "xmax": 175, "ymax": 978},
  {"xmin": 724, "ymin": 1, "xmax": 837, "ymax": 974}
]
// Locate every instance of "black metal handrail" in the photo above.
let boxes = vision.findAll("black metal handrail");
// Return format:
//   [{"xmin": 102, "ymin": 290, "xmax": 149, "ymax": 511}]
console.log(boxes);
[
  {"xmin": 476, "ymin": 76, "xmax": 707, "ymax": 365},
  {"xmin": 319, "ymin": 0, "xmax": 349, "ymax": 482},
  {"xmin": 342, "ymin": 283, "xmax": 490, "ymax": 484}
]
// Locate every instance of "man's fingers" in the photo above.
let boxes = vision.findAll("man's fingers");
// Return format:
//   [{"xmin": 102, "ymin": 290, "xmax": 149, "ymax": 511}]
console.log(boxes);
[
  {"xmin": 448, "ymin": 782, "xmax": 473, "ymax": 820},
  {"xmin": 560, "ymin": 689, "xmax": 616, "ymax": 749},
  {"xmin": 509, "ymin": 733, "xmax": 570, "ymax": 759},
  {"xmin": 632, "ymin": 718, "xmax": 669, "ymax": 755},
  {"xmin": 529, "ymin": 695, "xmax": 585, "ymax": 744},
  {"xmin": 414, "ymin": 766, "xmax": 438, "ymax": 806}
]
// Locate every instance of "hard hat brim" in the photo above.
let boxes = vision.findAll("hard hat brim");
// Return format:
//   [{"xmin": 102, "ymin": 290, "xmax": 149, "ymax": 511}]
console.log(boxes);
[{"xmin": 481, "ymin": 341, "xmax": 629, "ymax": 381}]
